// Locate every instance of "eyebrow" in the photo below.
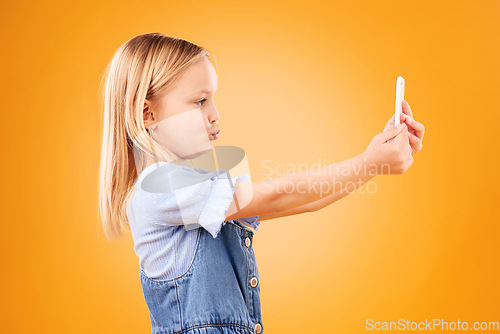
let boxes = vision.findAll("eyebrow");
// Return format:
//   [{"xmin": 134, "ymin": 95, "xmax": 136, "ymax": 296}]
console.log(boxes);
[{"xmin": 196, "ymin": 88, "xmax": 217, "ymax": 94}]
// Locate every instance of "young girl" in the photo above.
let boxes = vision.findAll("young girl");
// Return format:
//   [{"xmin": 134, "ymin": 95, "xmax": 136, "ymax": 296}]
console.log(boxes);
[{"xmin": 99, "ymin": 32, "xmax": 424, "ymax": 334}]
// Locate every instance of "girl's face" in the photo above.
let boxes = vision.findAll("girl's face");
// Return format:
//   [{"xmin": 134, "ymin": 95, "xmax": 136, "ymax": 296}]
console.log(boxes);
[{"xmin": 143, "ymin": 58, "xmax": 220, "ymax": 159}]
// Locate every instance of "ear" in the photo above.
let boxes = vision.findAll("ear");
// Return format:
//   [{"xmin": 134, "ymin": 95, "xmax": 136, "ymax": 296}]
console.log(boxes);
[{"xmin": 143, "ymin": 99, "xmax": 155, "ymax": 129}]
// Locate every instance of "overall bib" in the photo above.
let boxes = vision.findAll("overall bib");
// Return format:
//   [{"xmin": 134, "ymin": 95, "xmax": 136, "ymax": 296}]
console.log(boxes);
[{"xmin": 139, "ymin": 219, "xmax": 264, "ymax": 334}]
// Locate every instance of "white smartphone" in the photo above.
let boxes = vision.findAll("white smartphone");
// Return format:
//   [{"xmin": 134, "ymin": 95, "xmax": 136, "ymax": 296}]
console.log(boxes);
[{"xmin": 394, "ymin": 76, "xmax": 405, "ymax": 126}]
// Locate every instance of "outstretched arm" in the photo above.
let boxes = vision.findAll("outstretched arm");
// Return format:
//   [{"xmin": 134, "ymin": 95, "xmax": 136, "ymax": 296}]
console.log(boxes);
[
  {"xmin": 235, "ymin": 100, "xmax": 425, "ymax": 222},
  {"xmin": 224, "ymin": 151, "xmax": 383, "ymax": 222},
  {"xmin": 256, "ymin": 181, "xmax": 361, "ymax": 221}
]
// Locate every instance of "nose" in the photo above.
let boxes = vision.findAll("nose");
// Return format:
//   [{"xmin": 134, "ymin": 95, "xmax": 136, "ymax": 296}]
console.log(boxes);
[{"xmin": 207, "ymin": 106, "xmax": 219, "ymax": 127}]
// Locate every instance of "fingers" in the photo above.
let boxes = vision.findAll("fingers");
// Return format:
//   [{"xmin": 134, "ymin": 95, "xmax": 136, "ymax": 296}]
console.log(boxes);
[
  {"xmin": 408, "ymin": 132, "xmax": 422, "ymax": 154},
  {"xmin": 389, "ymin": 125, "xmax": 409, "ymax": 149},
  {"xmin": 394, "ymin": 125, "xmax": 419, "ymax": 154},
  {"xmin": 385, "ymin": 103, "xmax": 412, "ymax": 132},
  {"xmin": 402, "ymin": 100, "xmax": 413, "ymax": 118},
  {"xmin": 382, "ymin": 123, "xmax": 407, "ymax": 143},
  {"xmin": 399, "ymin": 111, "xmax": 406, "ymax": 124},
  {"xmin": 403, "ymin": 115, "xmax": 425, "ymax": 141},
  {"xmin": 407, "ymin": 140, "xmax": 413, "ymax": 157},
  {"xmin": 401, "ymin": 137, "xmax": 413, "ymax": 173},
  {"xmin": 401, "ymin": 99, "xmax": 425, "ymax": 143}
]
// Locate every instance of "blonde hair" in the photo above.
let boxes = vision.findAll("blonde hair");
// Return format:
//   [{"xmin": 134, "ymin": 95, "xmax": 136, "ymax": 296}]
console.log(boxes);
[{"xmin": 98, "ymin": 32, "xmax": 218, "ymax": 240}]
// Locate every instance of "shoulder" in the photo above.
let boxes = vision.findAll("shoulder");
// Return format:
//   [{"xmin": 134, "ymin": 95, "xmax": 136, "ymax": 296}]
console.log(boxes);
[{"xmin": 136, "ymin": 162, "xmax": 219, "ymax": 194}]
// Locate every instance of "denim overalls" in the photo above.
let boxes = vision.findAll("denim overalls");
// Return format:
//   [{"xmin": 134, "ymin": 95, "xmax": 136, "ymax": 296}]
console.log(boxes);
[{"xmin": 139, "ymin": 219, "xmax": 264, "ymax": 334}]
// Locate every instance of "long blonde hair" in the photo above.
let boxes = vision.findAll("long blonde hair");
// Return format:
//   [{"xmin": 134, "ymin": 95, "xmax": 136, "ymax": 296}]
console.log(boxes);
[{"xmin": 98, "ymin": 32, "xmax": 218, "ymax": 240}]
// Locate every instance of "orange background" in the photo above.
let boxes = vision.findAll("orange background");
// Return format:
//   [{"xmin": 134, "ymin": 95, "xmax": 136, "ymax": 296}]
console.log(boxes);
[{"xmin": 1, "ymin": 0, "xmax": 499, "ymax": 332}]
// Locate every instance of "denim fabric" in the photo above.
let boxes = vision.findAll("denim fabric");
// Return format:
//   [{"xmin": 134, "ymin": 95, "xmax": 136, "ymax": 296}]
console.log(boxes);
[{"xmin": 139, "ymin": 219, "xmax": 264, "ymax": 334}]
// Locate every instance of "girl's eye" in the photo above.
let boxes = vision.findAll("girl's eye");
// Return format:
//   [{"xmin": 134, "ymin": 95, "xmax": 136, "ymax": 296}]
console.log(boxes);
[{"xmin": 195, "ymin": 98, "xmax": 207, "ymax": 106}]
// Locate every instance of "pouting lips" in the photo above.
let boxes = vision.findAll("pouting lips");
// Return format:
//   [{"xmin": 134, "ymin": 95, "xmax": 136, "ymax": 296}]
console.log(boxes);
[{"xmin": 210, "ymin": 129, "xmax": 220, "ymax": 138}]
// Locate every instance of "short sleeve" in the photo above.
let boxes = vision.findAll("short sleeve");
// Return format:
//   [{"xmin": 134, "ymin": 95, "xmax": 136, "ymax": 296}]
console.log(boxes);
[
  {"xmin": 198, "ymin": 172, "xmax": 253, "ymax": 238},
  {"xmin": 136, "ymin": 162, "xmax": 255, "ymax": 239}
]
